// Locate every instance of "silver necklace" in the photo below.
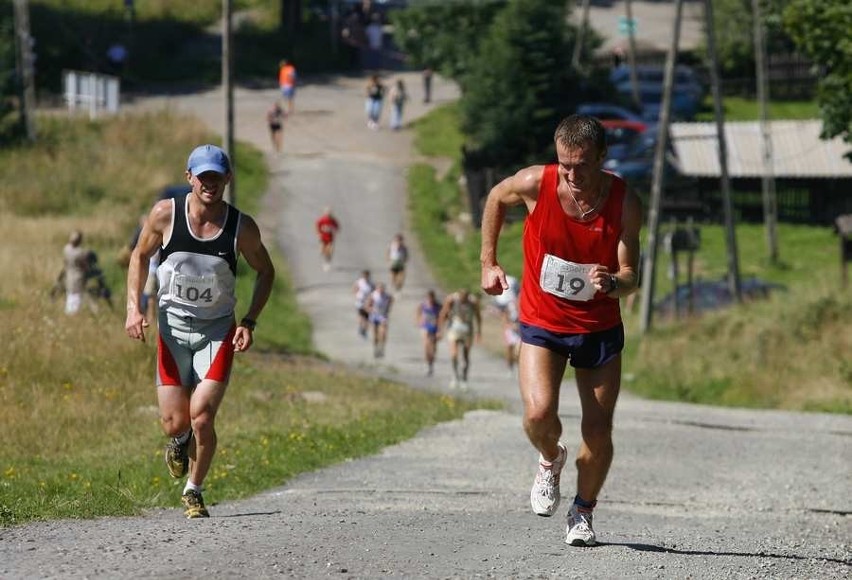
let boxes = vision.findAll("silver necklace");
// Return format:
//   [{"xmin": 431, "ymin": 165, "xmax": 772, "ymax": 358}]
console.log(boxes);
[{"xmin": 568, "ymin": 183, "xmax": 603, "ymax": 220}]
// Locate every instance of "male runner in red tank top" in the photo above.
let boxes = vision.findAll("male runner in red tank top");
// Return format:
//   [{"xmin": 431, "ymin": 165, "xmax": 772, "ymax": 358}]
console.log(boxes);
[
  {"xmin": 480, "ymin": 115, "xmax": 642, "ymax": 547},
  {"xmin": 315, "ymin": 206, "xmax": 340, "ymax": 272}
]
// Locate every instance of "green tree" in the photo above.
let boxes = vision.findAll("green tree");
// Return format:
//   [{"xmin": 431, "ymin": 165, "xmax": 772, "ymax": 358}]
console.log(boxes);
[
  {"xmin": 783, "ymin": 0, "xmax": 852, "ymax": 157},
  {"xmin": 0, "ymin": 1, "xmax": 17, "ymax": 142},
  {"xmin": 704, "ymin": 0, "xmax": 790, "ymax": 77},
  {"xmin": 458, "ymin": 0, "xmax": 586, "ymax": 166},
  {"xmin": 389, "ymin": 0, "xmax": 505, "ymax": 82}
]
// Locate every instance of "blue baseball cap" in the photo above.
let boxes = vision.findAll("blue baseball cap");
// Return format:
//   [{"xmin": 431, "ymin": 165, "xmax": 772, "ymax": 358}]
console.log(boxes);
[{"xmin": 187, "ymin": 144, "xmax": 231, "ymax": 175}]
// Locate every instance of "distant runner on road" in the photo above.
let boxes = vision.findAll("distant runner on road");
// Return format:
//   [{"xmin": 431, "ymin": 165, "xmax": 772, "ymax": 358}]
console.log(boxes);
[
  {"xmin": 438, "ymin": 289, "xmax": 481, "ymax": 389},
  {"xmin": 353, "ymin": 269, "xmax": 375, "ymax": 339},
  {"xmin": 480, "ymin": 114, "xmax": 642, "ymax": 547},
  {"xmin": 387, "ymin": 233, "xmax": 409, "ymax": 292},
  {"xmin": 315, "ymin": 206, "xmax": 340, "ymax": 272},
  {"xmin": 366, "ymin": 282, "xmax": 394, "ymax": 359},
  {"xmin": 492, "ymin": 274, "xmax": 521, "ymax": 375},
  {"xmin": 278, "ymin": 59, "xmax": 297, "ymax": 115},
  {"xmin": 266, "ymin": 101, "xmax": 286, "ymax": 153},
  {"xmin": 415, "ymin": 289, "xmax": 442, "ymax": 376}
]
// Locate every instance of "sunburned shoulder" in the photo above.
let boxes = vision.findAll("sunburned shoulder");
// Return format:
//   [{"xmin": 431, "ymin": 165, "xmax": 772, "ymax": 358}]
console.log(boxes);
[
  {"xmin": 147, "ymin": 198, "xmax": 175, "ymax": 230},
  {"xmin": 511, "ymin": 165, "xmax": 546, "ymax": 195}
]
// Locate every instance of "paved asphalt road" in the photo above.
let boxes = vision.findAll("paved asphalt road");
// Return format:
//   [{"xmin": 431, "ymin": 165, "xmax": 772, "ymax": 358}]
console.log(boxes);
[{"xmin": 2, "ymin": 4, "xmax": 850, "ymax": 577}]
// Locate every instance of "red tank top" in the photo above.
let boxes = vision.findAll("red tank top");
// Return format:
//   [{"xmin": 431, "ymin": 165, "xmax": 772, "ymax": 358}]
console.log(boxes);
[
  {"xmin": 519, "ymin": 165, "xmax": 625, "ymax": 334},
  {"xmin": 316, "ymin": 215, "xmax": 339, "ymax": 242}
]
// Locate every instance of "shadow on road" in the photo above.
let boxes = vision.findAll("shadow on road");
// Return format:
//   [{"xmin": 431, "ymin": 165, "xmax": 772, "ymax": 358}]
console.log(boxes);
[
  {"xmin": 620, "ymin": 543, "xmax": 851, "ymax": 567},
  {"xmin": 216, "ymin": 510, "xmax": 284, "ymax": 519}
]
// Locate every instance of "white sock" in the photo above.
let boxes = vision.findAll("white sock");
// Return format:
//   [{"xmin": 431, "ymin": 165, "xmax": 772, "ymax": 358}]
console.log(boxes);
[{"xmin": 183, "ymin": 480, "xmax": 202, "ymax": 495}]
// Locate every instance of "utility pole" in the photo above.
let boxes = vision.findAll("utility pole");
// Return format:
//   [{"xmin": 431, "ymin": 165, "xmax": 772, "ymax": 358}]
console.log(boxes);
[
  {"xmin": 625, "ymin": 0, "xmax": 641, "ymax": 110},
  {"xmin": 639, "ymin": 0, "xmax": 683, "ymax": 335},
  {"xmin": 705, "ymin": 0, "xmax": 742, "ymax": 302},
  {"xmin": 329, "ymin": 0, "xmax": 339, "ymax": 58},
  {"xmin": 13, "ymin": 0, "xmax": 36, "ymax": 141},
  {"xmin": 222, "ymin": 0, "xmax": 236, "ymax": 205},
  {"xmin": 752, "ymin": 0, "xmax": 779, "ymax": 264},
  {"xmin": 571, "ymin": 0, "xmax": 591, "ymax": 70}
]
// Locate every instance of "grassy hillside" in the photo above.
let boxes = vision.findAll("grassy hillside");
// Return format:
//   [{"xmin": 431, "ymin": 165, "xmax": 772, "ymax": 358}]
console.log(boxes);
[{"xmin": 408, "ymin": 103, "xmax": 851, "ymax": 413}]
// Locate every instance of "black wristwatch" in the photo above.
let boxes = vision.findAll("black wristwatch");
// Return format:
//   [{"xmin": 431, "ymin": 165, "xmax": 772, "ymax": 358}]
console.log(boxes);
[
  {"xmin": 606, "ymin": 274, "xmax": 618, "ymax": 295},
  {"xmin": 240, "ymin": 317, "xmax": 257, "ymax": 331}
]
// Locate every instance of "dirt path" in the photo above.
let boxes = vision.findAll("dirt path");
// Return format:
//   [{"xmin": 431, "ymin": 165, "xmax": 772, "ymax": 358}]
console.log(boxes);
[{"xmin": 3, "ymin": 19, "xmax": 851, "ymax": 573}]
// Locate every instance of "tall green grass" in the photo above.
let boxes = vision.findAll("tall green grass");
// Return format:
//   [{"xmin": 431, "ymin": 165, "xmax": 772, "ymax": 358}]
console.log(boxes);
[
  {"xmin": 626, "ymin": 288, "xmax": 851, "ymax": 412},
  {"xmin": 1, "ymin": 351, "xmax": 486, "ymax": 524},
  {"xmin": 408, "ymin": 103, "xmax": 851, "ymax": 413},
  {"xmin": 412, "ymin": 103, "xmax": 466, "ymax": 157},
  {"xmin": 409, "ymin": 164, "xmax": 482, "ymax": 290}
]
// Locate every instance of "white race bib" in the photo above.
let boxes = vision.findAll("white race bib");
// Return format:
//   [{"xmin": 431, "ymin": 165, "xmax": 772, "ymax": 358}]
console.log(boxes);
[
  {"xmin": 539, "ymin": 254, "xmax": 597, "ymax": 302},
  {"xmin": 450, "ymin": 319, "xmax": 471, "ymax": 335},
  {"xmin": 169, "ymin": 273, "xmax": 220, "ymax": 306}
]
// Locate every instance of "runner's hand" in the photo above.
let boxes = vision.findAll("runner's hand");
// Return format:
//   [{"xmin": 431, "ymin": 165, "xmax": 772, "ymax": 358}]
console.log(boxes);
[
  {"xmin": 125, "ymin": 310, "xmax": 149, "ymax": 343},
  {"xmin": 481, "ymin": 264, "xmax": 508, "ymax": 296},
  {"xmin": 589, "ymin": 265, "xmax": 611, "ymax": 293},
  {"xmin": 233, "ymin": 326, "xmax": 253, "ymax": 352}
]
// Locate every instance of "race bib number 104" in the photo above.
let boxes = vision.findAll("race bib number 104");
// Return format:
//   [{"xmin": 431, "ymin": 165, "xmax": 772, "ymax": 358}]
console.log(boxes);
[
  {"xmin": 169, "ymin": 273, "xmax": 219, "ymax": 306},
  {"xmin": 539, "ymin": 254, "xmax": 597, "ymax": 302}
]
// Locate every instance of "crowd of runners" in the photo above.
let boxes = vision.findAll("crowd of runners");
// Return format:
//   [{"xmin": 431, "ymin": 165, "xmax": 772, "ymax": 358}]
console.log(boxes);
[{"xmin": 345, "ymin": 231, "xmax": 521, "ymax": 389}]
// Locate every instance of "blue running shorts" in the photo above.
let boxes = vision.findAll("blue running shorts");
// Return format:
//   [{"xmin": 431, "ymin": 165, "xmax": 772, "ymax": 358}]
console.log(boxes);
[{"xmin": 519, "ymin": 322, "xmax": 624, "ymax": 369}]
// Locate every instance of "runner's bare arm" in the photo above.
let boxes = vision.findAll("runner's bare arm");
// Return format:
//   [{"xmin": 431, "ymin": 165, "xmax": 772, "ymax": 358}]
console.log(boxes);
[
  {"xmin": 590, "ymin": 188, "xmax": 643, "ymax": 296},
  {"xmin": 436, "ymin": 298, "xmax": 452, "ymax": 334},
  {"xmin": 612, "ymin": 188, "xmax": 643, "ymax": 296},
  {"xmin": 234, "ymin": 215, "xmax": 275, "ymax": 352},
  {"xmin": 125, "ymin": 200, "xmax": 171, "ymax": 342},
  {"xmin": 480, "ymin": 165, "xmax": 544, "ymax": 295}
]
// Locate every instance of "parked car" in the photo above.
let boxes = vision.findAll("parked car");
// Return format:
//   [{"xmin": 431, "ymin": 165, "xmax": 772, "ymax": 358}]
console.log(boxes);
[
  {"xmin": 610, "ymin": 64, "xmax": 705, "ymax": 121},
  {"xmin": 609, "ymin": 64, "xmax": 705, "ymax": 102},
  {"xmin": 604, "ymin": 124, "xmax": 660, "ymax": 168},
  {"xmin": 576, "ymin": 102, "xmax": 645, "ymax": 124},
  {"xmin": 614, "ymin": 81, "xmax": 702, "ymax": 121},
  {"xmin": 602, "ymin": 119, "xmax": 648, "ymax": 162},
  {"xmin": 604, "ymin": 125, "xmax": 705, "ymax": 218},
  {"xmin": 604, "ymin": 125, "xmax": 690, "ymax": 188}
]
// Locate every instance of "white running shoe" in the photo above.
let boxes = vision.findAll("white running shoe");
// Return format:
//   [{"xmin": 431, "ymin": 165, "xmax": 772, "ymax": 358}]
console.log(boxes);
[
  {"xmin": 459, "ymin": 380, "xmax": 468, "ymax": 390},
  {"xmin": 565, "ymin": 503, "xmax": 596, "ymax": 547},
  {"xmin": 529, "ymin": 442, "xmax": 567, "ymax": 517},
  {"xmin": 448, "ymin": 378, "xmax": 459, "ymax": 389}
]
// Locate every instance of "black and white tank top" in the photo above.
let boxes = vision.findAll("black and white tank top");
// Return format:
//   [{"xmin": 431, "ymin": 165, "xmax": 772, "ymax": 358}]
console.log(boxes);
[{"xmin": 157, "ymin": 194, "xmax": 242, "ymax": 319}]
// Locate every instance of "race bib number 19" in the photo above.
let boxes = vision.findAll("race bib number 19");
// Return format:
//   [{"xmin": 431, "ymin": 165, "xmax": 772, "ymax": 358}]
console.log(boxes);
[
  {"xmin": 169, "ymin": 273, "xmax": 219, "ymax": 306},
  {"xmin": 539, "ymin": 254, "xmax": 597, "ymax": 302}
]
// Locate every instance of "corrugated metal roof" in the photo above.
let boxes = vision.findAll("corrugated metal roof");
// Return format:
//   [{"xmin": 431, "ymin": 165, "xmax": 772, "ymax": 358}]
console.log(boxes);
[{"xmin": 670, "ymin": 120, "xmax": 852, "ymax": 178}]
